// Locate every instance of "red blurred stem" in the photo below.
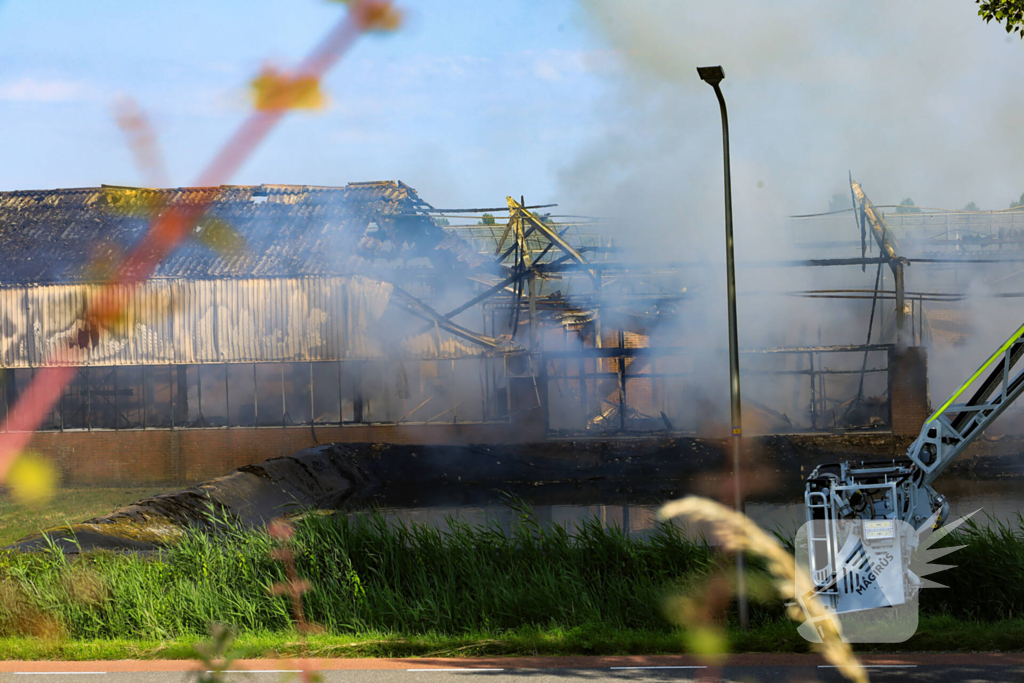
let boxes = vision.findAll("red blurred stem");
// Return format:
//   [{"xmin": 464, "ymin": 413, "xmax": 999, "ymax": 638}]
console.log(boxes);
[
  {"xmin": 0, "ymin": 366, "xmax": 77, "ymax": 481},
  {"xmin": 0, "ymin": 4, "xmax": 377, "ymax": 478}
]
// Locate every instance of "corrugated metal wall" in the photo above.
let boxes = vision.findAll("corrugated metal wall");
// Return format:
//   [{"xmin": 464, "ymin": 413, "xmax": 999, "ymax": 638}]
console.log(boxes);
[{"xmin": 0, "ymin": 275, "xmax": 478, "ymax": 367}]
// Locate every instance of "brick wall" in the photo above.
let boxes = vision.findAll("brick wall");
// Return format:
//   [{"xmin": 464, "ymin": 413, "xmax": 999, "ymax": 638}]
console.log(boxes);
[
  {"xmin": 888, "ymin": 345, "xmax": 931, "ymax": 436},
  {"xmin": 28, "ymin": 414, "xmax": 546, "ymax": 486}
]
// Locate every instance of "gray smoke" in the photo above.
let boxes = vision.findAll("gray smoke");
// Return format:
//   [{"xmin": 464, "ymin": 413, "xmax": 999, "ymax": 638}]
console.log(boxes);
[{"xmin": 555, "ymin": 0, "xmax": 1024, "ymax": 431}]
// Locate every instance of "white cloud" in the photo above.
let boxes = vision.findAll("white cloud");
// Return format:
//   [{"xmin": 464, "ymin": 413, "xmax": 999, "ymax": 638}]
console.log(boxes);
[
  {"xmin": 529, "ymin": 49, "xmax": 616, "ymax": 83},
  {"xmin": 0, "ymin": 78, "xmax": 97, "ymax": 103},
  {"xmin": 533, "ymin": 59, "xmax": 563, "ymax": 82}
]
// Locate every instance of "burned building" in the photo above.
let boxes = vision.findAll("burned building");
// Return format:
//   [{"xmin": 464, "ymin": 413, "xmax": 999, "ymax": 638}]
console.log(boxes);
[
  {"xmin": 0, "ymin": 178, "xmax": 970, "ymax": 486},
  {"xmin": 0, "ymin": 182, "xmax": 549, "ymax": 484}
]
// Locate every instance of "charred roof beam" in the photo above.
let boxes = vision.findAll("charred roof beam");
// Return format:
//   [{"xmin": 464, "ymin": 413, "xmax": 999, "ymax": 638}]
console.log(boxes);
[
  {"xmin": 852, "ymin": 181, "xmax": 907, "ymax": 273},
  {"xmin": 506, "ymin": 196, "xmax": 599, "ymax": 286},
  {"xmin": 390, "ymin": 285, "xmax": 503, "ymax": 350},
  {"xmin": 852, "ymin": 179, "xmax": 910, "ymax": 346}
]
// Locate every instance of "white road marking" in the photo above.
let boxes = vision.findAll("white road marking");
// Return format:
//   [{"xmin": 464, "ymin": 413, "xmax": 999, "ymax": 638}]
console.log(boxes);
[
  {"xmin": 407, "ymin": 669, "xmax": 505, "ymax": 672},
  {"xmin": 609, "ymin": 666, "xmax": 707, "ymax": 670},
  {"xmin": 205, "ymin": 671, "xmax": 303, "ymax": 674},
  {"xmin": 818, "ymin": 665, "xmax": 918, "ymax": 668},
  {"xmin": 12, "ymin": 674, "xmax": 107, "ymax": 676}
]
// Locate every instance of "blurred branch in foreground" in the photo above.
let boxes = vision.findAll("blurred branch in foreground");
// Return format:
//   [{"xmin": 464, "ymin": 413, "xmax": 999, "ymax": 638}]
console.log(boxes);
[
  {"xmin": 268, "ymin": 517, "xmax": 323, "ymax": 682},
  {"xmin": 0, "ymin": 0, "xmax": 402, "ymax": 496},
  {"xmin": 113, "ymin": 96, "xmax": 172, "ymax": 188}
]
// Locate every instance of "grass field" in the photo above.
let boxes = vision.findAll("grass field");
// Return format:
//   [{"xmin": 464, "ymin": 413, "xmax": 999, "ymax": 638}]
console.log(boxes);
[
  {"xmin": 1, "ymin": 505, "xmax": 1023, "ymax": 658},
  {"xmin": 0, "ymin": 487, "xmax": 166, "ymax": 547}
]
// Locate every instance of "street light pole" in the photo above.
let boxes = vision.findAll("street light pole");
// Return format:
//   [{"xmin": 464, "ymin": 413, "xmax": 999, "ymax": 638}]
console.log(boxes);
[{"xmin": 697, "ymin": 64, "xmax": 749, "ymax": 631}]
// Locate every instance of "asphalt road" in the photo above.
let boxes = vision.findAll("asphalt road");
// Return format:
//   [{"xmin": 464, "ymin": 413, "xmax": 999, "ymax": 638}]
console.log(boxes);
[{"xmin": 2, "ymin": 656, "xmax": 1023, "ymax": 682}]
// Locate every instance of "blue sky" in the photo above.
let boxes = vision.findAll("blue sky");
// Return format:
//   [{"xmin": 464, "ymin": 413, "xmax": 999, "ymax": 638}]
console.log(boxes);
[
  {"xmin": 1, "ymin": 0, "xmax": 1023, "ymax": 226},
  {"xmin": 0, "ymin": 0, "xmax": 605, "ymax": 205},
  {"xmin": 3, "ymin": 0, "xmax": 1024, "ymax": 407}
]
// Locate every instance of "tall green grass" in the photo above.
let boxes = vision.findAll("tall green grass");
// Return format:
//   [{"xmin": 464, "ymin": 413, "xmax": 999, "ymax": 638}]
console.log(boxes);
[
  {"xmin": 921, "ymin": 514, "xmax": 1024, "ymax": 619},
  {"xmin": 1, "ymin": 507, "xmax": 1022, "ymax": 644},
  {"xmin": 0, "ymin": 509, "xmax": 718, "ymax": 640}
]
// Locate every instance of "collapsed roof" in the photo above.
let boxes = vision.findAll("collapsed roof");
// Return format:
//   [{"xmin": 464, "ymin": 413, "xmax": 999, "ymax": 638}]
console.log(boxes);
[{"xmin": 0, "ymin": 181, "xmax": 483, "ymax": 284}]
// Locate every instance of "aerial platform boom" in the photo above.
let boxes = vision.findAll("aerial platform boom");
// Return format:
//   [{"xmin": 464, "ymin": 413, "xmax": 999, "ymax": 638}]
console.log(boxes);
[
  {"xmin": 908, "ymin": 322, "xmax": 1024, "ymax": 486},
  {"xmin": 803, "ymin": 322, "xmax": 1024, "ymax": 614}
]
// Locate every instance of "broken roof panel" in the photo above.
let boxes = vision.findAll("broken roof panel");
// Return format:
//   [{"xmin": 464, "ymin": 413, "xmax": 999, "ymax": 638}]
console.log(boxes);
[{"xmin": 0, "ymin": 181, "xmax": 480, "ymax": 284}]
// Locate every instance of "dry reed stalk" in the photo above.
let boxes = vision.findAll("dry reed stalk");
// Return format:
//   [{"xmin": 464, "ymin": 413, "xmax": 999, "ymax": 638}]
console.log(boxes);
[{"xmin": 660, "ymin": 496, "xmax": 868, "ymax": 683}]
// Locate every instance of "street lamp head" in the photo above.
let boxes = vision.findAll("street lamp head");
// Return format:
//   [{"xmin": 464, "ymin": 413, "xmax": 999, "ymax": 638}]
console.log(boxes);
[{"xmin": 697, "ymin": 65, "xmax": 725, "ymax": 87}]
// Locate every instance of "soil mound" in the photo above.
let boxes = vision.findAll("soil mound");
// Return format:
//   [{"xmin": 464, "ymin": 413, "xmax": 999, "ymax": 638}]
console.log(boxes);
[{"xmin": 9, "ymin": 444, "xmax": 368, "ymax": 553}]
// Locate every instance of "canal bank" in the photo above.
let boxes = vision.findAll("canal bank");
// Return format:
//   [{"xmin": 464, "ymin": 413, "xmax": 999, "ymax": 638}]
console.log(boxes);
[{"xmin": 11, "ymin": 434, "xmax": 1024, "ymax": 553}]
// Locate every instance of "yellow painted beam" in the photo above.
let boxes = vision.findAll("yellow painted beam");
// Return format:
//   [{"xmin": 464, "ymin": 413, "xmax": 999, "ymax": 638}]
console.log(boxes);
[
  {"xmin": 506, "ymin": 197, "xmax": 598, "ymax": 285},
  {"xmin": 851, "ymin": 181, "xmax": 900, "ymax": 266}
]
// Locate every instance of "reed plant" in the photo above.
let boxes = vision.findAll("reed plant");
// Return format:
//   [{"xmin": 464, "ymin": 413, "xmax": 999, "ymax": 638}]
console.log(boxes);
[
  {"xmin": 919, "ymin": 513, "xmax": 1024, "ymax": 619},
  {"xmin": 1, "ymin": 506, "xmax": 1022, "ymax": 645},
  {"xmin": 0, "ymin": 508, "xmax": 718, "ymax": 640}
]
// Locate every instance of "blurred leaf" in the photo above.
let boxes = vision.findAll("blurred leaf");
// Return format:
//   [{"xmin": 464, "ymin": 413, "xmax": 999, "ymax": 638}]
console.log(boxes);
[
  {"xmin": 194, "ymin": 622, "xmax": 245, "ymax": 683},
  {"xmin": 746, "ymin": 572, "xmax": 777, "ymax": 603},
  {"xmin": 195, "ymin": 218, "xmax": 246, "ymax": 256},
  {"xmin": 251, "ymin": 67, "xmax": 325, "ymax": 112},
  {"xmin": 661, "ymin": 574, "xmax": 730, "ymax": 664},
  {"xmin": 357, "ymin": 1, "xmax": 403, "ymax": 31},
  {"xmin": 268, "ymin": 518, "xmax": 296, "ymax": 541},
  {"xmin": 99, "ymin": 187, "xmax": 165, "ymax": 218},
  {"xmin": 6, "ymin": 452, "xmax": 57, "ymax": 505},
  {"xmin": 683, "ymin": 626, "xmax": 728, "ymax": 660},
  {"xmin": 329, "ymin": 0, "xmax": 403, "ymax": 32}
]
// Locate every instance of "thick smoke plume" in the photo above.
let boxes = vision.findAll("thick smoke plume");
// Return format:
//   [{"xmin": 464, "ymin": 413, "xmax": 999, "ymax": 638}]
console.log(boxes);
[{"xmin": 557, "ymin": 0, "xmax": 1024, "ymax": 431}]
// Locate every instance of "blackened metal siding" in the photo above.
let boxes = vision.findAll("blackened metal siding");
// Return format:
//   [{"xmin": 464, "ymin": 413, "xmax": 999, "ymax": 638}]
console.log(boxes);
[{"xmin": 0, "ymin": 275, "xmax": 448, "ymax": 367}]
